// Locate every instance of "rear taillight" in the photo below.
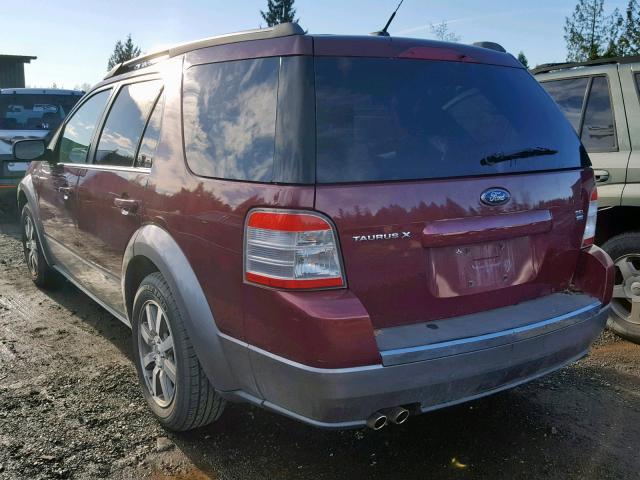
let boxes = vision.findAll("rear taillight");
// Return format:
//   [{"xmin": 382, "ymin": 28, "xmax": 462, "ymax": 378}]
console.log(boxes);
[
  {"xmin": 582, "ymin": 188, "xmax": 598, "ymax": 248},
  {"xmin": 244, "ymin": 209, "xmax": 345, "ymax": 289}
]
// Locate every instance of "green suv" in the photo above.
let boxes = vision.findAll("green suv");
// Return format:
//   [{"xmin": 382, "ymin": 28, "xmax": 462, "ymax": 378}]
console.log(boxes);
[
  {"xmin": 0, "ymin": 88, "xmax": 83, "ymax": 211},
  {"xmin": 535, "ymin": 57, "xmax": 640, "ymax": 343}
]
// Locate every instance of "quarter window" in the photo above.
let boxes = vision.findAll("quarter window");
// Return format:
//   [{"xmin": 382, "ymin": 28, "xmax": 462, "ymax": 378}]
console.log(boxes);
[
  {"xmin": 581, "ymin": 76, "xmax": 616, "ymax": 151},
  {"xmin": 95, "ymin": 81, "xmax": 162, "ymax": 167},
  {"xmin": 541, "ymin": 78, "xmax": 589, "ymax": 132},
  {"xmin": 135, "ymin": 93, "xmax": 165, "ymax": 169},
  {"xmin": 182, "ymin": 58, "xmax": 279, "ymax": 182},
  {"xmin": 58, "ymin": 90, "xmax": 111, "ymax": 164}
]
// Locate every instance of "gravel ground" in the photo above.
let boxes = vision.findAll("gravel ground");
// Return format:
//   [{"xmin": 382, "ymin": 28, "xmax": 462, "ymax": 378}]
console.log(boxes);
[{"xmin": 0, "ymin": 210, "xmax": 639, "ymax": 480}]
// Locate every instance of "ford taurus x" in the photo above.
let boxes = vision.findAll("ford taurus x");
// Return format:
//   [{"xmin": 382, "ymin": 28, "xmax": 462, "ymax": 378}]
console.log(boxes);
[{"xmin": 13, "ymin": 23, "xmax": 614, "ymax": 431}]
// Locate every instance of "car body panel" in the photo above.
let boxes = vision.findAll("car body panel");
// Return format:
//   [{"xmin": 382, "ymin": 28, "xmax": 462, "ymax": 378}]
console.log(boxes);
[
  {"xmin": 316, "ymin": 169, "xmax": 593, "ymax": 329},
  {"xmin": 74, "ymin": 165, "xmax": 149, "ymax": 315}
]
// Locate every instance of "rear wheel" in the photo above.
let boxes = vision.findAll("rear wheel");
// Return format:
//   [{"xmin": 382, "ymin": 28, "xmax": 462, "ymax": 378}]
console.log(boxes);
[
  {"xmin": 21, "ymin": 205, "xmax": 56, "ymax": 288},
  {"xmin": 602, "ymin": 232, "xmax": 640, "ymax": 344},
  {"xmin": 132, "ymin": 272, "xmax": 225, "ymax": 430}
]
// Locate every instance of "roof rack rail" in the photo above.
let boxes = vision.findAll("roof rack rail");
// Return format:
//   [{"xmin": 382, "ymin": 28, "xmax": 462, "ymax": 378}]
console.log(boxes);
[
  {"xmin": 104, "ymin": 22, "xmax": 305, "ymax": 80},
  {"xmin": 531, "ymin": 54, "xmax": 640, "ymax": 74}
]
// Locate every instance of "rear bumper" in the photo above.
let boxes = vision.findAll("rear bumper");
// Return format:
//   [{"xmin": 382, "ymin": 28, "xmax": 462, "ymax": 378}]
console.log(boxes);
[{"xmin": 239, "ymin": 301, "xmax": 609, "ymax": 428}]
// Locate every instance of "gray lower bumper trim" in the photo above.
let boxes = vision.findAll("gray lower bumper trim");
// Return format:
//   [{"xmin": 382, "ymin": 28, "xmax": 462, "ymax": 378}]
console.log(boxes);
[{"xmin": 222, "ymin": 303, "xmax": 609, "ymax": 428}]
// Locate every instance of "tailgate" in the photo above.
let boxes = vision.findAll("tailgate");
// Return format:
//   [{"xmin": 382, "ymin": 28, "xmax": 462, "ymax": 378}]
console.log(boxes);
[{"xmin": 316, "ymin": 170, "xmax": 593, "ymax": 329}]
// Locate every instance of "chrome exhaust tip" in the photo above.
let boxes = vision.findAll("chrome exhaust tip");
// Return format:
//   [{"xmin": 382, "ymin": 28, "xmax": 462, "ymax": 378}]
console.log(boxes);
[
  {"xmin": 366, "ymin": 411, "xmax": 388, "ymax": 430},
  {"xmin": 384, "ymin": 406, "xmax": 410, "ymax": 425}
]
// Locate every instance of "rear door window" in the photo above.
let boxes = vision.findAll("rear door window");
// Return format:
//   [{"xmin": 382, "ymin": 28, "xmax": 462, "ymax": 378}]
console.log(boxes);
[
  {"xmin": 182, "ymin": 58, "xmax": 279, "ymax": 182},
  {"xmin": 58, "ymin": 89, "xmax": 111, "ymax": 164},
  {"xmin": 541, "ymin": 78, "xmax": 589, "ymax": 132},
  {"xmin": 580, "ymin": 76, "xmax": 616, "ymax": 151},
  {"xmin": 94, "ymin": 80, "xmax": 162, "ymax": 167},
  {"xmin": 315, "ymin": 58, "xmax": 585, "ymax": 184}
]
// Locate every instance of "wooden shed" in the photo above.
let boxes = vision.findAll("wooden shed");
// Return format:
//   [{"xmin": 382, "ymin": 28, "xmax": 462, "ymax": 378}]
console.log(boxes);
[{"xmin": 0, "ymin": 55, "xmax": 37, "ymax": 88}]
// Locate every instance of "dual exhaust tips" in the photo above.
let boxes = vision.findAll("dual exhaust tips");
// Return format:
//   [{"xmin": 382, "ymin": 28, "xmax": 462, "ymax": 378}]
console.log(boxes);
[{"xmin": 366, "ymin": 406, "xmax": 410, "ymax": 430}]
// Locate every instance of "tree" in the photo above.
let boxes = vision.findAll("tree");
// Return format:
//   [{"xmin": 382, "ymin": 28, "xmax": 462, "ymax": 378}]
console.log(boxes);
[
  {"xmin": 107, "ymin": 34, "xmax": 142, "ymax": 71},
  {"xmin": 74, "ymin": 82, "xmax": 92, "ymax": 92},
  {"xmin": 430, "ymin": 21, "xmax": 460, "ymax": 42},
  {"xmin": 517, "ymin": 52, "xmax": 529, "ymax": 68},
  {"xmin": 564, "ymin": 0, "xmax": 621, "ymax": 61},
  {"xmin": 618, "ymin": 0, "xmax": 640, "ymax": 55},
  {"xmin": 260, "ymin": 0, "xmax": 298, "ymax": 27}
]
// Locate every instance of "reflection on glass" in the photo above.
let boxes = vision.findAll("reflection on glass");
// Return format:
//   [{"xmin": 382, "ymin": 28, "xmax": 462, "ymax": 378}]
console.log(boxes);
[
  {"xmin": 314, "ymin": 57, "xmax": 582, "ymax": 183},
  {"xmin": 95, "ymin": 81, "xmax": 162, "ymax": 167},
  {"xmin": 581, "ymin": 77, "xmax": 616, "ymax": 151},
  {"xmin": 136, "ymin": 93, "xmax": 165, "ymax": 169},
  {"xmin": 542, "ymin": 78, "xmax": 589, "ymax": 133},
  {"xmin": 59, "ymin": 90, "xmax": 111, "ymax": 164},
  {"xmin": 183, "ymin": 58, "xmax": 279, "ymax": 182}
]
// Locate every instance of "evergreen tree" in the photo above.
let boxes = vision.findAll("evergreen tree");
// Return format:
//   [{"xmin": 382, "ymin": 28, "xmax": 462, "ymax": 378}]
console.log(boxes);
[
  {"xmin": 619, "ymin": 0, "xmax": 640, "ymax": 55},
  {"xmin": 107, "ymin": 34, "xmax": 142, "ymax": 71},
  {"xmin": 517, "ymin": 52, "xmax": 530, "ymax": 68},
  {"xmin": 430, "ymin": 21, "xmax": 460, "ymax": 42},
  {"xmin": 261, "ymin": 0, "xmax": 298, "ymax": 27},
  {"xmin": 564, "ymin": 0, "xmax": 620, "ymax": 61}
]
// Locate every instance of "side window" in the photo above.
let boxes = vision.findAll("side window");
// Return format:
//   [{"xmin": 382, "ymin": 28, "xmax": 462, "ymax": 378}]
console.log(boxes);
[
  {"xmin": 94, "ymin": 80, "xmax": 162, "ymax": 167},
  {"xmin": 581, "ymin": 76, "xmax": 616, "ymax": 151},
  {"xmin": 182, "ymin": 57, "xmax": 279, "ymax": 181},
  {"xmin": 541, "ymin": 78, "xmax": 589, "ymax": 132},
  {"xmin": 58, "ymin": 90, "xmax": 111, "ymax": 164},
  {"xmin": 135, "ymin": 92, "xmax": 165, "ymax": 169}
]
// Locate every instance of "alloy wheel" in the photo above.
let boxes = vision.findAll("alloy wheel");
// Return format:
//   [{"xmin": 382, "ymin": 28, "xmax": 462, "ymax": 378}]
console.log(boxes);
[
  {"xmin": 23, "ymin": 215, "xmax": 38, "ymax": 277},
  {"xmin": 611, "ymin": 254, "xmax": 640, "ymax": 325},
  {"xmin": 138, "ymin": 300, "xmax": 177, "ymax": 408}
]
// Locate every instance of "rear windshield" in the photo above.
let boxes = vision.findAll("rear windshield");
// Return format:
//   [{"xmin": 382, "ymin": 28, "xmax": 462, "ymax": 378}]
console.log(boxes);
[
  {"xmin": 0, "ymin": 94, "xmax": 81, "ymax": 131},
  {"xmin": 315, "ymin": 58, "xmax": 586, "ymax": 183}
]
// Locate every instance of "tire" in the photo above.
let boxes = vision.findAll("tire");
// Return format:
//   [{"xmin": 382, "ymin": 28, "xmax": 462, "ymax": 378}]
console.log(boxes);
[
  {"xmin": 131, "ymin": 272, "xmax": 225, "ymax": 431},
  {"xmin": 21, "ymin": 204, "xmax": 56, "ymax": 288},
  {"xmin": 602, "ymin": 232, "xmax": 640, "ymax": 344}
]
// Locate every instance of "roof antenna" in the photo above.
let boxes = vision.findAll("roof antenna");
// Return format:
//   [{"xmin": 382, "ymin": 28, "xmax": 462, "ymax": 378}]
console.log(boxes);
[{"xmin": 371, "ymin": 0, "xmax": 404, "ymax": 37}]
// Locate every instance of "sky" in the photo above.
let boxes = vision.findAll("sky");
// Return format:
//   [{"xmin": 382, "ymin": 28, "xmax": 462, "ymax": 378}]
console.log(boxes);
[{"xmin": 1, "ymin": 0, "xmax": 630, "ymax": 89}]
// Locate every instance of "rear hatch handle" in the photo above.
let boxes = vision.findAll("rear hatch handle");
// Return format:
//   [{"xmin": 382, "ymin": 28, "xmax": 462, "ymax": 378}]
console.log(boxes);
[{"xmin": 422, "ymin": 210, "xmax": 552, "ymax": 248}]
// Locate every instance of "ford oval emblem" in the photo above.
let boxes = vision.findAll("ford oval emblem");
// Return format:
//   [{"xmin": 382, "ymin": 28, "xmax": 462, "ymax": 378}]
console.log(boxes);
[{"xmin": 480, "ymin": 188, "xmax": 511, "ymax": 206}]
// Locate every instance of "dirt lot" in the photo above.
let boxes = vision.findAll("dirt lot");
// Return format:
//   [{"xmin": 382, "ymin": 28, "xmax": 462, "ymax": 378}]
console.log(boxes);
[{"xmin": 0, "ymin": 210, "xmax": 639, "ymax": 480}]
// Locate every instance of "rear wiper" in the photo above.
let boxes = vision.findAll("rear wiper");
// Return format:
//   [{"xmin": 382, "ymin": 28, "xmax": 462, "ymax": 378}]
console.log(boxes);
[{"xmin": 480, "ymin": 147, "xmax": 558, "ymax": 166}]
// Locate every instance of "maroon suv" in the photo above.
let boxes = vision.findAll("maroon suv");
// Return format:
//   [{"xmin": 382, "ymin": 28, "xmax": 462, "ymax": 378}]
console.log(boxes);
[{"xmin": 13, "ymin": 23, "xmax": 614, "ymax": 431}]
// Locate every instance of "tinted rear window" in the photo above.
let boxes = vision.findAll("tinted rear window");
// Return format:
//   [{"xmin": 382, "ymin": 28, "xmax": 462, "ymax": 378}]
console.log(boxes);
[
  {"xmin": 315, "ymin": 58, "xmax": 585, "ymax": 183},
  {"xmin": 541, "ymin": 78, "xmax": 589, "ymax": 132},
  {"xmin": 0, "ymin": 93, "xmax": 82, "ymax": 131},
  {"xmin": 580, "ymin": 76, "xmax": 616, "ymax": 151}
]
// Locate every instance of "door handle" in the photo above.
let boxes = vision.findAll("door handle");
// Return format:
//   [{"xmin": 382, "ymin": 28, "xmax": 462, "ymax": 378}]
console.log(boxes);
[
  {"xmin": 114, "ymin": 197, "xmax": 139, "ymax": 215},
  {"xmin": 58, "ymin": 186, "xmax": 72, "ymax": 200},
  {"xmin": 594, "ymin": 170, "xmax": 610, "ymax": 183}
]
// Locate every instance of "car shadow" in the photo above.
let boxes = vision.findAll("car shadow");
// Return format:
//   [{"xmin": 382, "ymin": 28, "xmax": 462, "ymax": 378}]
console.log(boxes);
[
  {"xmin": 38, "ymin": 279, "xmax": 134, "ymax": 361},
  {"xmin": 0, "ymin": 209, "xmax": 21, "ymax": 240},
  {"xmin": 165, "ymin": 387, "xmax": 574, "ymax": 479}
]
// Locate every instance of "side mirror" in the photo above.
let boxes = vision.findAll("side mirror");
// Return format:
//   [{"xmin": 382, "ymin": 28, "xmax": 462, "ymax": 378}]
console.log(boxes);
[{"xmin": 13, "ymin": 139, "xmax": 46, "ymax": 161}]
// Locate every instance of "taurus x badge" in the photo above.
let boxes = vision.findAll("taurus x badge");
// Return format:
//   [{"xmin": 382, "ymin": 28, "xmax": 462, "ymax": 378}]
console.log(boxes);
[{"xmin": 353, "ymin": 231, "xmax": 411, "ymax": 242}]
